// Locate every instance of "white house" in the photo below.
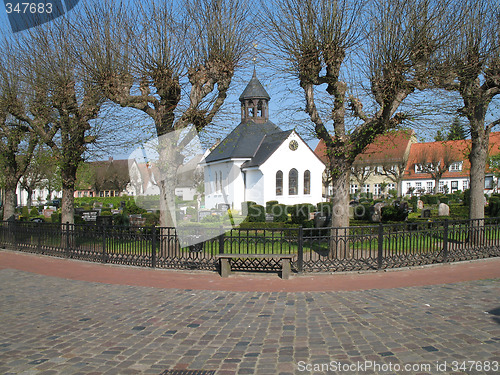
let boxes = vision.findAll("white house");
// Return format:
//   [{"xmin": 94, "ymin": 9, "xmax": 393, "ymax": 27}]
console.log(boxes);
[{"xmin": 203, "ymin": 71, "xmax": 325, "ymax": 211}]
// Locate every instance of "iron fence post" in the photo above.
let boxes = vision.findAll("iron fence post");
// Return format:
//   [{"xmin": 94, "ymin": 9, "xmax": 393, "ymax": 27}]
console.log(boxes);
[
  {"xmin": 377, "ymin": 223, "xmax": 384, "ymax": 269},
  {"xmin": 102, "ymin": 225, "xmax": 107, "ymax": 263},
  {"xmin": 12, "ymin": 220, "xmax": 17, "ymax": 251},
  {"xmin": 65, "ymin": 222, "xmax": 71, "ymax": 257},
  {"xmin": 151, "ymin": 226, "xmax": 157, "ymax": 268},
  {"xmin": 297, "ymin": 226, "xmax": 304, "ymax": 273},
  {"xmin": 219, "ymin": 230, "xmax": 225, "ymax": 254},
  {"xmin": 37, "ymin": 222, "xmax": 42, "ymax": 254},
  {"xmin": 442, "ymin": 219, "xmax": 448, "ymax": 262}
]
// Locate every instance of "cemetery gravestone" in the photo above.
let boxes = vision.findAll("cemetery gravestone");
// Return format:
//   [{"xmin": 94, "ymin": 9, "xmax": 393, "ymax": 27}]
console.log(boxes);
[
  {"xmin": 417, "ymin": 200, "xmax": 424, "ymax": 210},
  {"xmin": 438, "ymin": 203, "xmax": 450, "ymax": 216}
]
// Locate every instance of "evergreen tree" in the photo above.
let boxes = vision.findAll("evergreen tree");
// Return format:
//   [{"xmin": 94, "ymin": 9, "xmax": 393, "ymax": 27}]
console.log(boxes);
[{"xmin": 447, "ymin": 117, "xmax": 467, "ymax": 140}]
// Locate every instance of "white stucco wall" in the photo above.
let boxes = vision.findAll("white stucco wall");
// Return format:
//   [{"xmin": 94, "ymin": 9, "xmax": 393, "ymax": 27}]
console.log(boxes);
[
  {"xmin": 403, "ymin": 177, "xmax": 470, "ymax": 195},
  {"xmin": 259, "ymin": 131, "xmax": 324, "ymax": 206}
]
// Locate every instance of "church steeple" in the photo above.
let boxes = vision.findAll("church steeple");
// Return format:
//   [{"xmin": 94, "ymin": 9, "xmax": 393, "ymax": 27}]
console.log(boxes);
[{"xmin": 239, "ymin": 70, "xmax": 270, "ymax": 123}]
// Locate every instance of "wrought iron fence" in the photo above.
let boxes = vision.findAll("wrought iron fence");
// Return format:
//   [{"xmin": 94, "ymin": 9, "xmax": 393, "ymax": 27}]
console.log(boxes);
[{"xmin": 1, "ymin": 218, "xmax": 499, "ymax": 273}]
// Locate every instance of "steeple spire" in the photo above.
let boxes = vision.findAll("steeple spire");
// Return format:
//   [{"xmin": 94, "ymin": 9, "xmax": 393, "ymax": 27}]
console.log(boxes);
[{"xmin": 239, "ymin": 70, "xmax": 270, "ymax": 123}]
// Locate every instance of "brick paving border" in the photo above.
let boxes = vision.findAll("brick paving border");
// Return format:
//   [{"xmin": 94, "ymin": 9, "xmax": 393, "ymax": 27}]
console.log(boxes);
[{"xmin": 0, "ymin": 250, "xmax": 499, "ymax": 374}]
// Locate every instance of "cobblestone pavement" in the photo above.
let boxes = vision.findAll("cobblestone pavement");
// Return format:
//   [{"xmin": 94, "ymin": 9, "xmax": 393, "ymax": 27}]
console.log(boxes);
[{"xmin": 0, "ymin": 269, "xmax": 499, "ymax": 375}]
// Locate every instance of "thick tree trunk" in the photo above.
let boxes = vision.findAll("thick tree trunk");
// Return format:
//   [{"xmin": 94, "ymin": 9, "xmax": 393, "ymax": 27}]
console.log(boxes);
[
  {"xmin": 468, "ymin": 132, "xmax": 489, "ymax": 220},
  {"xmin": 329, "ymin": 170, "xmax": 350, "ymax": 259},
  {"xmin": 434, "ymin": 179, "xmax": 439, "ymax": 195},
  {"xmin": 2, "ymin": 186, "xmax": 17, "ymax": 221},
  {"xmin": 157, "ymin": 134, "xmax": 181, "ymax": 228},
  {"xmin": 26, "ymin": 189, "xmax": 33, "ymax": 209},
  {"xmin": 61, "ymin": 167, "xmax": 77, "ymax": 225}
]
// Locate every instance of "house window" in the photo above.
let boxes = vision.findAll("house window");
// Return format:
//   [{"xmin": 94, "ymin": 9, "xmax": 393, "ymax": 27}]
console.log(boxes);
[
  {"xmin": 449, "ymin": 162, "xmax": 463, "ymax": 172},
  {"xmin": 375, "ymin": 166, "xmax": 383, "ymax": 175},
  {"xmin": 463, "ymin": 180, "xmax": 469, "ymax": 190},
  {"xmin": 78, "ymin": 191, "xmax": 82, "ymax": 198},
  {"xmin": 388, "ymin": 183, "xmax": 395, "ymax": 190},
  {"xmin": 406, "ymin": 182, "xmax": 412, "ymax": 194},
  {"xmin": 363, "ymin": 184, "xmax": 370, "ymax": 193},
  {"xmin": 451, "ymin": 181, "xmax": 458, "ymax": 191},
  {"xmin": 289, "ymin": 169, "xmax": 298, "ymax": 195},
  {"xmin": 485, "ymin": 176, "xmax": 494, "ymax": 189},
  {"xmin": 374, "ymin": 184, "xmax": 381, "ymax": 196},
  {"xmin": 276, "ymin": 170, "xmax": 283, "ymax": 196},
  {"xmin": 439, "ymin": 181, "xmax": 445, "ymax": 193},
  {"xmin": 303, "ymin": 170, "xmax": 310, "ymax": 195},
  {"xmin": 350, "ymin": 184, "xmax": 358, "ymax": 194},
  {"xmin": 415, "ymin": 164, "xmax": 424, "ymax": 173},
  {"xmin": 426, "ymin": 181, "xmax": 433, "ymax": 193}
]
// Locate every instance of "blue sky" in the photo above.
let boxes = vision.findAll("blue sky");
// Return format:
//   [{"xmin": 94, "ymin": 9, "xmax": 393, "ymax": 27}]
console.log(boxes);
[{"xmin": 1, "ymin": 0, "xmax": 498, "ymax": 162}]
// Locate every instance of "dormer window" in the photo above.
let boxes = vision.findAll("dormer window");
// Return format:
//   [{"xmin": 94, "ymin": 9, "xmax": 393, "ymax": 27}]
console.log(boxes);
[{"xmin": 449, "ymin": 161, "xmax": 463, "ymax": 172}]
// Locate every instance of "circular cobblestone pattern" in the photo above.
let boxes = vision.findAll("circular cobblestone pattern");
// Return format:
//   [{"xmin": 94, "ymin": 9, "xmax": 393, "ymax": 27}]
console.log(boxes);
[{"xmin": 0, "ymin": 269, "xmax": 499, "ymax": 374}]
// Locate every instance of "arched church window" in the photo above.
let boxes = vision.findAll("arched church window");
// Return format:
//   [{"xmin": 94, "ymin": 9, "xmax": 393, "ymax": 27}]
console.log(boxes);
[
  {"xmin": 289, "ymin": 169, "xmax": 298, "ymax": 195},
  {"xmin": 304, "ymin": 170, "xmax": 310, "ymax": 195},
  {"xmin": 276, "ymin": 171, "xmax": 283, "ymax": 196}
]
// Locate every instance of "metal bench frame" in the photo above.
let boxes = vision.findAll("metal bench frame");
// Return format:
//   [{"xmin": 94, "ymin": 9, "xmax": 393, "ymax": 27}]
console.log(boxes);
[{"xmin": 215, "ymin": 253, "xmax": 295, "ymax": 279}]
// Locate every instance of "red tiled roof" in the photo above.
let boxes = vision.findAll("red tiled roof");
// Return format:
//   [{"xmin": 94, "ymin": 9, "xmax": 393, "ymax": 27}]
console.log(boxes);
[
  {"xmin": 314, "ymin": 129, "xmax": 415, "ymax": 165},
  {"xmin": 404, "ymin": 132, "xmax": 500, "ymax": 180}
]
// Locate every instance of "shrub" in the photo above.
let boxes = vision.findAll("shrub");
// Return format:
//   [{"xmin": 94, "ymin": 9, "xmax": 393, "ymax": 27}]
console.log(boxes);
[
  {"xmin": 21, "ymin": 206, "xmax": 29, "ymax": 217},
  {"xmin": 316, "ymin": 202, "xmax": 333, "ymax": 216},
  {"xmin": 51, "ymin": 212, "xmax": 61, "ymax": 223},
  {"xmin": 353, "ymin": 203, "xmax": 371, "ymax": 220},
  {"xmin": 113, "ymin": 213, "xmax": 130, "ymax": 226},
  {"xmin": 271, "ymin": 204, "xmax": 288, "ymax": 222},
  {"xmin": 247, "ymin": 204, "xmax": 266, "ymax": 222},
  {"xmin": 463, "ymin": 189, "xmax": 470, "ymax": 206},
  {"xmin": 143, "ymin": 212, "xmax": 160, "ymax": 226},
  {"xmin": 427, "ymin": 195, "xmax": 439, "ymax": 205},
  {"xmin": 381, "ymin": 201, "xmax": 409, "ymax": 222},
  {"xmin": 29, "ymin": 207, "xmax": 39, "ymax": 216},
  {"xmin": 265, "ymin": 200, "xmax": 279, "ymax": 213},
  {"xmin": 488, "ymin": 197, "xmax": 500, "ymax": 217},
  {"xmin": 289, "ymin": 204, "xmax": 315, "ymax": 225},
  {"xmin": 186, "ymin": 206, "xmax": 197, "ymax": 216},
  {"xmin": 241, "ymin": 201, "xmax": 256, "ymax": 216}
]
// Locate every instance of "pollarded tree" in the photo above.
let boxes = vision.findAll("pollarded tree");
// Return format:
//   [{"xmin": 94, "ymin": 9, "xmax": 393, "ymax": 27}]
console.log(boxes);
[
  {"xmin": 18, "ymin": 145, "xmax": 53, "ymax": 209},
  {"xmin": 0, "ymin": 118, "xmax": 37, "ymax": 220},
  {"xmin": 265, "ymin": 0, "xmax": 456, "ymax": 228},
  {"xmin": 77, "ymin": 0, "xmax": 253, "ymax": 227},
  {"xmin": 0, "ymin": 50, "xmax": 38, "ymax": 220},
  {"xmin": 7, "ymin": 16, "xmax": 103, "ymax": 224},
  {"xmin": 433, "ymin": 0, "xmax": 500, "ymax": 220},
  {"xmin": 415, "ymin": 146, "xmax": 455, "ymax": 195}
]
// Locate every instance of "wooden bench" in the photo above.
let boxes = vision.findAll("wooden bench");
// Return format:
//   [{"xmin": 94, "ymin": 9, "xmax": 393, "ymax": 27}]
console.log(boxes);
[{"xmin": 215, "ymin": 254, "xmax": 295, "ymax": 279}]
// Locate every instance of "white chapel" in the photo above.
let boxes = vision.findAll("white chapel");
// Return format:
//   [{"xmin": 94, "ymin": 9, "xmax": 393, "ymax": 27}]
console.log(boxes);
[{"xmin": 203, "ymin": 72, "xmax": 325, "ymax": 211}]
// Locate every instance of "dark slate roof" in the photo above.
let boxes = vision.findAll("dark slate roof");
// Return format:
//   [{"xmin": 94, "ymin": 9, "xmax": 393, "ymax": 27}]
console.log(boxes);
[
  {"xmin": 242, "ymin": 130, "xmax": 293, "ymax": 168},
  {"xmin": 204, "ymin": 120, "xmax": 282, "ymax": 163},
  {"xmin": 239, "ymin": 70, "xmax": 271, "ymax": 101}
]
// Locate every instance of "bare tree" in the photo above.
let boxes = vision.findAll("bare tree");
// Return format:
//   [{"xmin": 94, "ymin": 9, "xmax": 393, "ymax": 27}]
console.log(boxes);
[
  {"xmin": 18, "ymin": 145, "xmax": 53, "ymax": 208},
  {"xmin": 264, "ymin": 0, "xmax": 454, "ymax": 229},
  {"xmin": 433, "ymin": 0, "xmax": 500, "ymax": 219},
  {"xmin": 0, "ymin": 50, "xmax": 38, "ymax": 220},
  {"xmin": 7, "ymin": 16, "xmax": 103, "ymax": 224},
  {"xmin": 350, "ymin": 166, "xmax": 372, "ymax": 195},
  {"xmin": 379, "ymin": 161, "xmax": 408, "ymax": 197},
  {"xmin": 0, "ymin": 118, "xmax": 37, "ymax": 220},
  {"xmin": 76, "ymin": 0, "xmax": 253, "ymax": 226},
  {"xmin": 415, "ymin": 146, "xmax": 455, "ymax": 194}
]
